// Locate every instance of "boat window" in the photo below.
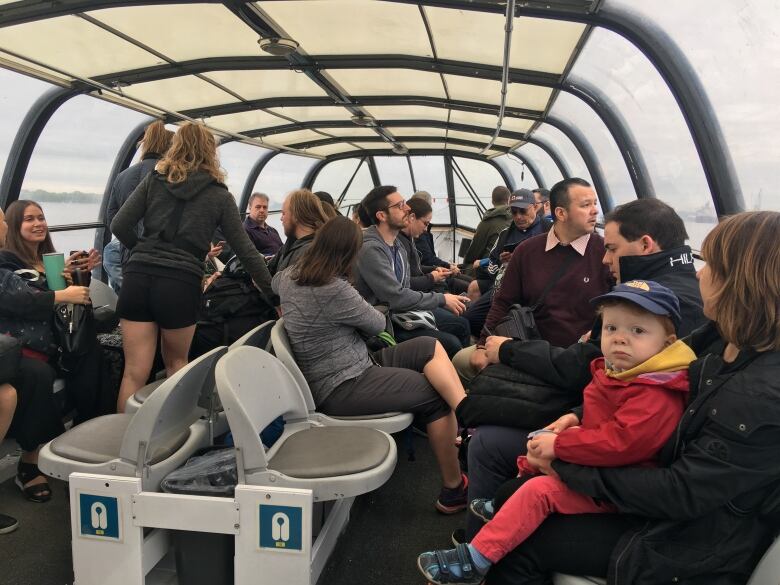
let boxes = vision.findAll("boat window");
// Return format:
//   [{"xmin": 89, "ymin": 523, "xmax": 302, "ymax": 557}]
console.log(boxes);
[
  {"xmin": 218, "ymin": 142, "xmax": 273, "ymax": 205},
  {"xmin": 512, "ymin": 144, "xmax": 565, "ymax": 186},
  {"xmin": 410, "ymin": 157, "xmax": 448, "ymax": 224},
  {"xmin": 571, "ymin": 27, "xmax": 714, "ymax": 245},
  {"xmin": 375, "ymin": 157, "xmax": 415, "ymax": 196},
  {"xmin": 0, "ymin": 69, "xmax": 53, "ymax": 176},
  {"xmin": 253, "ymin": 153, "xmax": 319, "ymax": 212},
  {"xmin": 609, "ymin": 0, "xmax": 779, "ymax": 212}
]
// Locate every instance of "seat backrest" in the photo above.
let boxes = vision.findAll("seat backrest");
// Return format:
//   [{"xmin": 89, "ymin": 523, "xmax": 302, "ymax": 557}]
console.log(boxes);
[
  {"xmin": 89, "ymin": 278, "xmax": 118, "ymax": 311},
  {"xmin": 215, "ymin": 346, "xmax": 309, "ymax": 472},
  {"xmin": 119, "ymin": 346, "xmax": 227, "ymax": 466},
  {"xmin": 228, "ymin": 319, "xmax": 275, "ymax": 351},
  {"xmin": 270, "ymin": 318, "xmax": 316, "ymax": 413}
]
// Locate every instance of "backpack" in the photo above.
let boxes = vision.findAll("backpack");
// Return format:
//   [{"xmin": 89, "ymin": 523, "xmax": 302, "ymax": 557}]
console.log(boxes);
[{"xmin": 190, "ymin": 262, "xmax": 276, "ymax": 358}]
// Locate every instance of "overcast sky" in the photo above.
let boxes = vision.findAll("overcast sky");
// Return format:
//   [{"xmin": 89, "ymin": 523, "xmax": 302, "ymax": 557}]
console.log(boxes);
[{"xmin": 1, "ymin": 0, "xmax": 777, "ymax": 216}]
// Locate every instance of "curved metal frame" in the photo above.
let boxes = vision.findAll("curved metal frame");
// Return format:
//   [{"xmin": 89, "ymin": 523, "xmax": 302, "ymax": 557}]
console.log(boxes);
[
  {"xmin": 238, "ymin": 150, "xmax": 281, "ymax": 213},
  {"xmin": 544, "ymin": 116, "xmax": 614, "ymax": 211},
  {"xmin": 0, "ymin": 87, "xmax": 80, "ymax": 209},
  {"xmin": 524, "ymin": 137, "xmax": 572, "ymax": 180},
  {"xmin": 563, "ymin": 75, "xmax": 654, "ymax": 199}
]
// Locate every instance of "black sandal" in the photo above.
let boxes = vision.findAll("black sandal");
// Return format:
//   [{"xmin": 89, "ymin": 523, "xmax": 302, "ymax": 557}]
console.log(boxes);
[{"xmin": 15, "ymin": 461, "xmax": 52, "ymax": 503}]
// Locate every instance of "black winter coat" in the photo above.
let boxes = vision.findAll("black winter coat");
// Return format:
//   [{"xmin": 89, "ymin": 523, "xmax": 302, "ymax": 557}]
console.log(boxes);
[{"xmin": 554, "ymin": 322, "xmax": 780, "ymax": 585}]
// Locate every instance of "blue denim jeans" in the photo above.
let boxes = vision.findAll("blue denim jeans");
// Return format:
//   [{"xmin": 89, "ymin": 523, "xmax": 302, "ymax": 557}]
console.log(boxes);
[{"xmin": 102, "ymin": 238, "xmax": 123, "ymax": 293}]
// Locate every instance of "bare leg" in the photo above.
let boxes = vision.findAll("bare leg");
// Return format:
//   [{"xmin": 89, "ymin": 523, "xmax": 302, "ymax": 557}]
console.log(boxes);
[
  {"xmin": 0, "ymin": 384, "xmax": 17, "ymax": 442},
  {"xmin": 423, "ymin": 341, "xmax": 467, "ymax": 410},
  {"xmin": 160, "ymin": 325, "xmax": 196, "ymax": 378},
  {"xmin": 117, "ymin": 319, "xmax": 159, "ymax": 412},
  {"xmin": 427, "ymin": 412, "xmax": 463, "ymax": 488}
]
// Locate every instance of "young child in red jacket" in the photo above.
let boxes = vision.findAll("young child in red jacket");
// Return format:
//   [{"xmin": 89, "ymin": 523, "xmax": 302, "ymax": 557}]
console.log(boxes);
[{"xmin": 417, "ymin": 280, "xmax": 695, "ymax": 585}]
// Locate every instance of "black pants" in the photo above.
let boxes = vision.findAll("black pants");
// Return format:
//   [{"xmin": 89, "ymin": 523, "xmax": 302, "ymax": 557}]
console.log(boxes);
[
  {"xmin": 465, "ymin": 288, "xmax": 494, "ymax": 337},
  {"xmin": 59, "ymin": 340, "xmax": 107, "ymax": 423},
  {"xmin": 8, "ymin": 357, "xmax": 65, "ymax": 452},
  {"xmin": 486, "ymin": 508, "xmax": 639, "ymax": 585}
]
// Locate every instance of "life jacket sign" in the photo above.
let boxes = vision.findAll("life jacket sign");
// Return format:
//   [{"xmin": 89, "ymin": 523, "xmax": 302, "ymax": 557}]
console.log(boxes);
[
  {"xmin": 78, "ymin": 493, "xmax": 121, "ymax": 541},
  {"xmin": 259, "ymin": 504, "xmax": 302, "ymax": 552}
]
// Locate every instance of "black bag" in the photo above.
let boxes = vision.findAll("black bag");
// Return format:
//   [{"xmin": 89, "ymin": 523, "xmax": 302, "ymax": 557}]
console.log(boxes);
[
  {"xmin": 457, "ymin": 364, "xmax": 581, "ymax": 430},
  {"xmin": 489, "ymin": 254, "xmax": 577, "ymax": 341},
  {"xmin": 190, "ymin": 270, "xmax": 276, "ymax": 357},
  {"xmin": 0, "ymin": 334, "xmax": 21, "ymax": 384},
  {"xmin": 53, "ymin": 303, "xmax": 96, "ymax": 358}
]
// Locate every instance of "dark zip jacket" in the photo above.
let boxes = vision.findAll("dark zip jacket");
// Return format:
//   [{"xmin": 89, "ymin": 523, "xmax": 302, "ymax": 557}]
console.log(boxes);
[
  {"xmin": 111, "ymin": 171, "xmax": 273, "ymax": 299},
  {"xmin": 463, "ymin": 206, "xmax": 512, "ymax": 267},
  {"xmin": 496, "ymin": 245, "xmax": 707, "ymax": 394},
  {"xmin": 553, "ymin": 322, "xmax": 780, "ymax": 585}
]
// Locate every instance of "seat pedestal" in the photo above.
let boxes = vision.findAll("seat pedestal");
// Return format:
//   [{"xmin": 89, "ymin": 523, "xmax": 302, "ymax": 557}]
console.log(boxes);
[{"xmin": 69, "ymin": 472, "xmax": 350, "ymax": 585}]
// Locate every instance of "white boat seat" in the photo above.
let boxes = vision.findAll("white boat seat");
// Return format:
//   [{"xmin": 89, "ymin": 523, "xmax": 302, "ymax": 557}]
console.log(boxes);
[
  {"xmin": 48, "ymin": 413, "xmax": 189, "ymax": 466},
  {"xmin": 216, "ymin": 346, "xmax": 397, "ymax": 502},
  {"xmin": 128, "ymin": 378, "xmax": 165, "ymax": 408},
  {"xmin": 270, "ymin": 319, "xmax": 413, "ymax": 434},
  {"xmin": 269, "ymin": 426, "xmax": 391, "ymax": 479},
  {"xmin": 39, "ymin": 346, "xmax": 227, "ymax": 491}
]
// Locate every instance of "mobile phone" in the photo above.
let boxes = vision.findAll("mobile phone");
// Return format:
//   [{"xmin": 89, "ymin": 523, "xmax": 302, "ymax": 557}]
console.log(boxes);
[
  {"xmin": 502, "ymin": 243, "xmax": 518, "ymax": 253},
  {"xmin": 527, "ymin": 429, "xmax": 556, "ymax": 439}
]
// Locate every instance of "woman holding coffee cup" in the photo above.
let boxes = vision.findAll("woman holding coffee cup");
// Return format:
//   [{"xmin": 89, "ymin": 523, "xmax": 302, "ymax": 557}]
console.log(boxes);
[{"xmin": 0, "ymin": 200, "xmax": 104, "ymax": 423}]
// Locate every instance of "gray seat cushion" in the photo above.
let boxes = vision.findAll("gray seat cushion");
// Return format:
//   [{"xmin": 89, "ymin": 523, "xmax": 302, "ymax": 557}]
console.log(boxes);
[
  {"xmin": 49, "ymin": 413, "xmax": 190, "ymax": 465},
  {"xmin": 134, "ymin": 378, "xmax": 165, "ymax": 404},
  {"xmin": 269, "ymin": 426, "xmax": 390, "ymax": 479},
  {"xmin": 331, "ymin": 412, "xmax": 404, "ymax": 420}
]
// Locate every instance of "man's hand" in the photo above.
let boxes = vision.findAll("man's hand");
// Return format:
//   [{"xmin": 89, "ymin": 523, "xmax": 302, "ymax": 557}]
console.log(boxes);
[
  {"xmin": 430, "ymin": 270, "xmax": 447, "ymax": 283},
  {"xmin": 528, "ymin": 432, "xmax": 557, "ymax": 459},
  {"xmin": 449, "ymin": 263, "xmax": 461, "ymax": 275},
  {"xmin": 499, "ymin": 251, "xmax": 512, "ymax": 264},
  {"xmin": 484, "ymin": 335, "xmax": 512, "ymax": 364},
  {"xmin": 472, "ymin": 259, "xmax": 481, "ymax": 269},
  {"xmin": 443, "ymin": 293, "xmax": 466, "ymax": 315},
  {"xmin": 469, "ymin": 347, "xmax": 491, "ymax": 372},
  {"xmin": 207, "ymin": 241, "xmax": 225, "ymax": 260},
  {"xmin": 544, "ymin": 412, "xmax": 580, "ymax": 434}
]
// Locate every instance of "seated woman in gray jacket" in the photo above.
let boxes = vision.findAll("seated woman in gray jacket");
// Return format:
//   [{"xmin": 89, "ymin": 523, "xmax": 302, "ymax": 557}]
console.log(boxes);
[{"xmin": 272, "ymin": 216, "xmax": 469, "ymax": 514}]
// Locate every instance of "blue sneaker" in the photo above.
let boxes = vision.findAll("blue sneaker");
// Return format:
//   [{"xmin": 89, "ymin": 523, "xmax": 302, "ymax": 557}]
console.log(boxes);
[
  {"xmin": 417, "ymin": 543, "xmax": 485, "ymax": 585},
  {"xmin": 468, "ymin": 498, "xmax": 495, "ymax": 523}
]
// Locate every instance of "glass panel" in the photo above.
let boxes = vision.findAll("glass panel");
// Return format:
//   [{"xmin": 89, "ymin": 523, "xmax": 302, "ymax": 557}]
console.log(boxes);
[
  {"xmin": 550, "ymin": 92, "xmax": 636, "ymax": 205},
  {"xmin": 312, "ymin": 158, "xmax": 361, "ymax": 204},
  {"xmin": 253, "ymin": 153, "xmax": 318, "ymax": 212},
  {"xmin": 606, "ymin": 0, "xmax": 779, "ymax": 212},
  {"xmin": 493, "ymin": 154, "xmax": 539, "ymax": 190},
  {"xmin": 432, "ymin": 229, "xmax": 463, "ymax": 264},
  {"xmin": 410, "ymin": 156, "xmax": 448, "ymax": 223},
  {"xmin": 0, "ymin": 70, "xmax": 54, "ymax": 177},
  {"xmin": 452, "ymin": 157, "xmax": 507, "ymax": 209},
  {"xmin": 22, "ymin": 94, "xmax": 148, "ymax": 224},
  {"xmin": 570, "ymin": 27, "xmax": 714, "ymax": 246},
  {"xmin": 531, "ymin": 124, "xmax": 592, "ymax": 184},
  {"xmin": 515, "ymin": 144, "xmax": 564, "ymax": 186},
  {"xmin": 218, "ymin": 142, "xmax": 273, "ymax": 204},
  {"xmin": 341, "ymin": 161, "xmax": 375, "ymax": 207},
  {"xmin": 49, "ymin": 228, "xmax": 97, "ymax": 258},
  {"xmin": 454, "ymin": 205, "xmax": 481, "ymax": 230},
  {"xmin": 374, "ymin": 156, "xmax": 414, "ymax": 195}
]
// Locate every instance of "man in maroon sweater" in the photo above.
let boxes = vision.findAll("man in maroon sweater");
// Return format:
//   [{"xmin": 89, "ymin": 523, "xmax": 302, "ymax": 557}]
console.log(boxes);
[{"xmin": 453, "ymin": 178, "xmax": 612, "ymax": 382}]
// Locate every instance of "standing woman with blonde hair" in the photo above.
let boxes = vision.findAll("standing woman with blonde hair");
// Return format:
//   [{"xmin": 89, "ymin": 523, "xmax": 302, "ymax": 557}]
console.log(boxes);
[{"xmin": 111, "ymin": 122, "xmax": 273, "ymax": 412}]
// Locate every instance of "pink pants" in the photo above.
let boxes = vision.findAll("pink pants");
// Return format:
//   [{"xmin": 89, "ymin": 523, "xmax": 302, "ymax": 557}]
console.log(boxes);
[{"xmin": 470, "ymin": 475, "xmax": 617, "ymax": 563}]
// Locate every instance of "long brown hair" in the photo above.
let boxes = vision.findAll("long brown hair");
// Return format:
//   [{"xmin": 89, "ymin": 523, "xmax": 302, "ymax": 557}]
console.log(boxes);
[
  {"xmin": 701, "ymin": 211, "xmax": 780, "ymax": 351},
  {"xmin": 140, "ymin": 120, "xmax": 174, "ymax": 158},
  {"xmin": 287, "ymin": 189, "xmax": 330, "ymax": 232},
  {"xmin": 156, "ymin": 122, "xmax": 225, "ymax": 184},
  {"xmin": 3, "ymin": 200, "xmax": 55, "ymax": 266},
  {"xmin": 293, "ymin": 216, "xmax": 363, "ymax": 287}
]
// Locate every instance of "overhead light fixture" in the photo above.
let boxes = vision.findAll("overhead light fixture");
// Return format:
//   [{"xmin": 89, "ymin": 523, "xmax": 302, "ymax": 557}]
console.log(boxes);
[
  {"xmin": 351, "ymin": 114, "xmax": 375, "ymax": 127},
  {"xmin": 258, "ymin": 36, "xmax": 299, "ymax": 56},
  {"xmin": 391, "ymin": 143, "xmax": 408, "ymax": 155}
]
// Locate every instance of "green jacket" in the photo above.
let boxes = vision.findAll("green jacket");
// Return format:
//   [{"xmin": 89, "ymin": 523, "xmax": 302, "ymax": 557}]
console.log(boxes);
[{"xmin": 463, "ymin": 206, "xmax": 512, "ymax": 269}]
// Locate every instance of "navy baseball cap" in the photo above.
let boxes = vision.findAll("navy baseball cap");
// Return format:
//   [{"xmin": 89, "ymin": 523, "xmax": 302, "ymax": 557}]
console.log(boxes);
[
  {"xmin": 591, "ymin": 280, "xmax": 682, "ymax": 331},
  {"xmin": 509, "ymin": 189, "xmax": 535, "ymax": 209}
]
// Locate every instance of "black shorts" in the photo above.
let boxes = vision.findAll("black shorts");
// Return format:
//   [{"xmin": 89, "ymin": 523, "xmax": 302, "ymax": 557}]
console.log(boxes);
[{"xmin": 116, "ymin": 272, "xmax": 201, "ymax": 329}]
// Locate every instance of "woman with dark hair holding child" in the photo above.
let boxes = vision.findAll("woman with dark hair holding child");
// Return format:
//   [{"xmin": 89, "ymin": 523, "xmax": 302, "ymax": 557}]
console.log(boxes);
[{"xmin": 272, "ymin": 215, "xmax": 470, "ymax": 513}]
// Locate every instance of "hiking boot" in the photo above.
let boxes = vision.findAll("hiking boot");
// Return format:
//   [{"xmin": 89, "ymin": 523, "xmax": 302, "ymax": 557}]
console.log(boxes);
[
  {"xmin": 468, "ymin": 498, "xmax": 495, "ymax": 523},
  {"xmin": 436, "ymin": 474, "xmax": 468, "ymax": 514},
  {"xmin": 0, "ymin": 513, "xmax": 19, "ymax": 535}
]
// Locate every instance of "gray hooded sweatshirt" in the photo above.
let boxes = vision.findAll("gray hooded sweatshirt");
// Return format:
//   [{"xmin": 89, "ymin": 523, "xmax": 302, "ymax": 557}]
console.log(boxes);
[
  {"xmin": 352, "ymin": 225, "xmax": 445, "ymax": 311},
  {"xmin": 111, "ymin": 171, "xmax": 272, "ymax": 298}
]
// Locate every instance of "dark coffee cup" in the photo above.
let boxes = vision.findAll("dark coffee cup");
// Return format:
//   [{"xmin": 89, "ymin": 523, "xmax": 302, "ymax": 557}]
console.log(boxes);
[{"xmin": 72, "ymin": 269, "xmax": 91, "ymax": 287}]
